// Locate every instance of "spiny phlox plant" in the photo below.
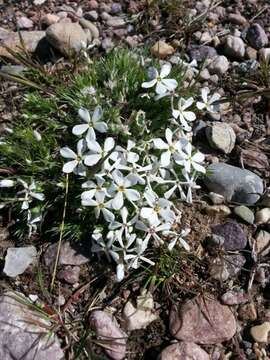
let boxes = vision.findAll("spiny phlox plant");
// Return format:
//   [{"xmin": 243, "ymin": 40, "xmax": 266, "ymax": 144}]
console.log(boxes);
[{"xmin": 0, "ymin": 60, "xmax": 221, "ymax": 281}]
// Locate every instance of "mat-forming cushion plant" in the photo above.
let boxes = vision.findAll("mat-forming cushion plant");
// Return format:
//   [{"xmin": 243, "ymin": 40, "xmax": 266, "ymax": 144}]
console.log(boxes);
[{"xmin": 0, "ymin": 50, "xmax": 220, "ymax": 281}]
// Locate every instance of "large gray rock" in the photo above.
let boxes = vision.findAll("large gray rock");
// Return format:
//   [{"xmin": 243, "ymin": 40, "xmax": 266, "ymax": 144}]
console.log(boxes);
[
  {"xmin": 159, "ymin": 342, "xmax": 210, "ymax": 360},
  {"xmin": 90, "ymin": 310, "xmax": 127, "ymax": 360},
  {"xmin": 3, "ymin": 246, "xmax": 37, "ymax": 277},
  {"xmin": 223, "ymin": 35, "xmax": 245, "ymax": 59},
  {"xmin": 205, "ymin": 163, "xmax": 263, "ymax": 204},
  {"xmin": 0, "ymin": 31, "xmax": 45, "ymax": 61},
  {"xmin": 0, "ymin": 292, "xmax": 64, "ymax": 360},
  {"xmin": 246, "ymin": 23, "xmax": 268, "ymax": 50},
  {"xmin": 169, "ymin": 296, "xmax": 236, "ymax": 344},
  {"xmin": 46, "ymin": 22, "xmax": 88, "ymax": 56}
]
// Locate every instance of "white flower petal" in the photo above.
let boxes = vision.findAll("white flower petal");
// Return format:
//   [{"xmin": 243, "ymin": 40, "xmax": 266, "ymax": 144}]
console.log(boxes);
[
  {"xmin": 60, "ymin": 147, "xmax": 77, "ymax": 159},
  {"xmin": 94, "ymin": 121, "xmax": 108, "ymax": 133},
  {"xmin": 102, "ymin": 208, "xmax": 115, "ymax": 223},
  {"xmin": 153, "ymin": 138, "xmax": 168, "ymax": 150},
  {"xmin": 161, "ymin": 78, "xmax": 178, "ymax": 91},
  {"xmin": 125, "ymin": 188, "xmax": 140, "ymax": 202},
  {"xmin": 92, "ymin": 106, "xmax": 102, "ymax": 123},
  {"xmin": 87, "ymin": 140, "xmax": 101, "ymax": 153},
  {"xmin": 142, "ymin": 79, "xmax": 157, "ymax": 89},
  {"xmin": 192, "ymin": 152, "xmax": 205, "ymax": 163},
  {"xmin": 104, "ymin": 137, "xmax": 115, "ymax": 152},
  {"xmin": 63, "ymin": 160, "xmax": 78, "ymax": 173},
  {"xmin": 84, "ymin": 154, "xmax": 101, "ymax": 166},
  {"xmin": 161, "ymin": 150, "xmax": 171, "ymax": 167},
  {"xmin": 183, "ymin": 111, "xmax": 196, "ymax": 122},
  {"xmin": 196, "ymin": 101, "xmax": 205, "ymax": 110},
  {"xmin": 0, "ymin": 179, "xmax": 15, "ymax": 187},
  {"xmin": 156, "ymin": 81, "xmax": 168, "ymax": 95},
  {"xmin": 112, "ymin": 191, "xmax": 124, "ymax": 210},
  {"xmin": 72, "ymin": 124, "xmax": 88, "ymax": 136},
  {"xmin": 78, "ymin": 108, "xmax": 90, "ymax": 123},
  {"xmin": 160, "ymin": 63, "xmax": 171, "ymax": 78}
]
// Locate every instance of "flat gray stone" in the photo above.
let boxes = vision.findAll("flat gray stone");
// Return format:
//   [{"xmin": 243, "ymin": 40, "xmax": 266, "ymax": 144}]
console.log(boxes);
[
  {"xmin": 3, "ymin": 246, "xmax": 37, "ymax": 277},
  {"xmin": 205, "ymin": 163, "xmax": 263, "ymax": 204},
  {"xmin": 0, "ymin": 292, "xmax": 64, "ymax": 360}
]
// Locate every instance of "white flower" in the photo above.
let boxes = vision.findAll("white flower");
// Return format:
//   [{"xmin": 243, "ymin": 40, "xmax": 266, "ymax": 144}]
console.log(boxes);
[
  {"xmin": 92, "ymin": 230, "xmax": 115, "ymax": 261},
  {"xmin": 60, "ymin": 139, "xmax": 87, "ymax": 176},
  {"xmin": 84, "ymin": 137, "xmax": 115, "ymax": 166},
  {"xmin": 81, "ymin": 175, "xmax": 109, "ymax": 201},
  {"xmin": 27, "ymin": 211, "xmax": 42, "ymax": 238},
  {"xmin": 116, "ymin": 140, "xmax": 139, "ymax": 164},
  {"xmin": 142, "ymin": 64, "xmax": 178, "ymax": 95},
  {"xmin": 72, "ymin": 106, "xmax": 108, "ymax": 139},
  {"xmin": 124, "ymin": 238, "xmax": 155, "ymax": 269},
  {"xmin": 109, "ymin": 207, "xmax": 138, "ymax": 236},
  {"xmin": 17, "ymin": 179, "xmax": 44, "ymax": 210},
  {"xmin": 165, "ymin": 228, "xmax": 191, "ymax": 251},
  {"xmin": 81, "ymin": 86, "xmax": 96, "ymax": 96},
  {"xmin": 153, "ymin": 128, "xmax": 187, "ymax": 167},
  {"xmin": 175, "ymin": 142, "xmax": 205, "ymax": 174},
  {"xmin": 0, "ymin": 179, "xmax": 15, "ymax": 188},
  {"xmin": 33, "ymin": 130, "xmax": 42, "ymax": 141},
  {"xmin": 141, "ymin": 188, "xmax": 175, "ymax": 224},
  {"xmin": 136, "ymin": 218, "xmax": 171, "ymax": 247},
  {"xmin": 196, "ymin": 88, "xmax": 220, "ymax": 113},
  {"xmin": 180, "ymin": 170, "xmax": 201, "ymax": 203},
  {"xmin": 117, "ymin": 162, "xmax": 152, "ymax": 185},
  {"xmin": 172, "ymin": 97, "xmax": 196, "ymax": 132},
  {"xmin": 82, "ymin": 192, "xmax": 114, "ymax": 222},
  {"xmin": 109, "ymin": 170, "xmax": 140, "ymax": 210}
]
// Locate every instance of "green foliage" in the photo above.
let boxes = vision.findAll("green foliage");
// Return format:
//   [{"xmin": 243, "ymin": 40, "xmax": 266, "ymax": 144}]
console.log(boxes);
[{"xmin": 0, "ymin": 48, "xmax": 195, "ymax": 242}]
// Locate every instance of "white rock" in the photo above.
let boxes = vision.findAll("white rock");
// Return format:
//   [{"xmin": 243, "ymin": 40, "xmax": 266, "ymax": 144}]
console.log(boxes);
[
  {"xmin": 255, "ymin": 208, "xmax": 270, "ymax": 224},
  {"xmin": 250, "ymin": 322, "xmax": 270, "ymax": 342},
  {"xmin": 208, "ymin": 55, "xmax": 229, "ymax": 75},
  {"xmin": 123, "ymin": 291, "xmax": 158, "ymax": 331},
  {"xmin": 209, "ymin": 192, "xmax": 225, "ymax": 205},
  {"xmin": 4, "ymin": 246, "xmax": 37, "ymax": 277},
  {"xmin": 206, "ymin": 123, "xmax": 236, "ymax": 154}
]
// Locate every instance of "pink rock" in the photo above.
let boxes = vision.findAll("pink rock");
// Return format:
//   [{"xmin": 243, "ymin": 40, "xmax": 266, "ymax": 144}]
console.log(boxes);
[
  {"xmin": 169, "ymin": 296, "xmax": 236, "ymax": 344},
  {"xmin": 57, "ymin": 265, "xmax": 80, "ymax": 284},
  {"xmin": 221, "ymin": 290, "xmax": 249, "ymax": 305},
  {"xmin": 41, "ymin": 14, "xmax": 60, "ymax": 26},
  {"xmin": 44, "ymin": 241, "xmax": 89, "ymax": 269},
  {"xmin": 90, "ymin": 311, "xmax": 127, "ymax": 360},
  {"xmin": 159, "ymin": 342, "xmax": 210, "ymax": 360},
  {"xmin": 17, "ymin": 16, "xmax": 34, "ymax": 29}
]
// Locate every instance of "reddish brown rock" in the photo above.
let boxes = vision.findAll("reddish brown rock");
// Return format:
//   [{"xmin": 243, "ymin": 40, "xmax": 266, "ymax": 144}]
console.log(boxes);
[
  {"xmin": 169, "ymin": 296, "xmax": 236, "ymax": 344},
  {"xmin": 159, "ymin": 342, "xmax": 210, "ymax": 360},
  {"xmin": 90, "ymin": 310, "xmax": 127, "ymax": 360}
]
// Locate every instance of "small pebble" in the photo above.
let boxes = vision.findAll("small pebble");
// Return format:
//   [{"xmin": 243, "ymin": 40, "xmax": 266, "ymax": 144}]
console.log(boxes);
[
  {"xmin": 255, "ymin": 208, "xmax": 270, "ymax": 224},
  {"xmin": 250, "ymin": 322, "xmax": 270, "ymax": 342},
  {"xmin": 234, "ymin": 205, "xmax": 254, "ymax": 224}
]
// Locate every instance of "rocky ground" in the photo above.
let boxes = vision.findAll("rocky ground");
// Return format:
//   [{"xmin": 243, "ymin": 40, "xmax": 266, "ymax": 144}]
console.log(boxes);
[{"xmin": 1, "ymin": 0, "xmax": 270, "ymax": 359}]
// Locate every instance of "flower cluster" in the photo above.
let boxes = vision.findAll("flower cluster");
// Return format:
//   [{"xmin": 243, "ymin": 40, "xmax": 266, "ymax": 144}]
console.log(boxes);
[
  {"xmin": 0, "ymin": 60, "xmax": 221, "ymax": 281},
  {"xmin": 57, "ymin": 63, "xmax": 220, "ymax": 281}
]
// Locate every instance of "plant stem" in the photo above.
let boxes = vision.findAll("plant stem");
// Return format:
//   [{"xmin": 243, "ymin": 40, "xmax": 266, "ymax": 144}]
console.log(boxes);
[{"xmin": 50, "ymin": 174, "xmax": 69, "ymax": 291}]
